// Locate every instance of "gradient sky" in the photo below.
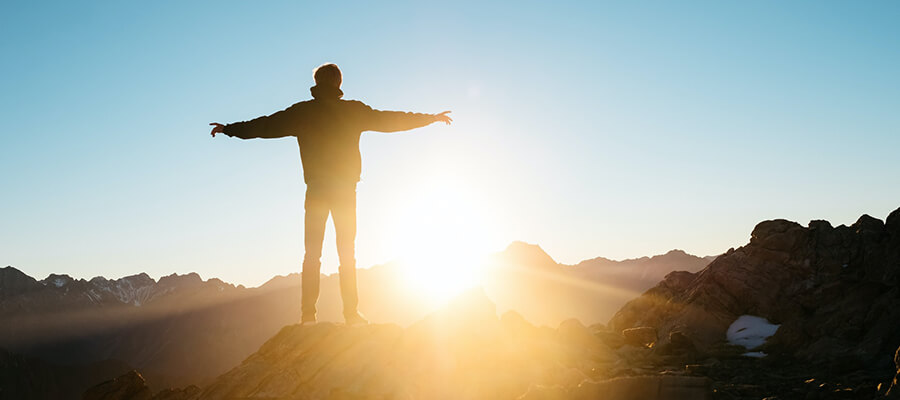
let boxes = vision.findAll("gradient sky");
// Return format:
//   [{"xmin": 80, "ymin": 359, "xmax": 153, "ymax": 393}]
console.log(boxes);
[{"xmin": 2, "ymin": 1, "xmax": 899, "ymax": 287}]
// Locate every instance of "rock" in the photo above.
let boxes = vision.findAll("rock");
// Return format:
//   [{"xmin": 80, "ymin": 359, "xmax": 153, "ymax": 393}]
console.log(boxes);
[
  {"xmin": 520, "ymin": 375, "xmax": 712, "ymax": 400},
  {"xmin": 886, "ymin": 346, "xmax": 900, "ymax": 398},
  {"xmin": 609, "ymin": 208, "xmax": 900, "ymax": 368},
  {"xmin": 854, "ymin": 214, "xmax": 885, "ymax": 233},
  {"xmin": 150, "ymin": 386, "xmax": 200, "ymax": 400},
  {"xmin": 684, "ymin": 364, "xmax": 708, "ymax": 375},
  {"xmin": 808, "ymin": 219, "xmax": 833, "ymax": 231},
  {"xmin": 886, "ymin": 207, "xmax": 900, "ymax": 234},
  {"xmin": 595, "ymin": 331, "xmax": 626, "ymax": 349},
  {"xmin": 622, "ymin": 327, "xmax": 657, "ymax": 347},
  {"xmin": 200, "ymin": 291, "xmax": 616, "ymax": 400},
  {"xmin": 668, "ymin": 331, "xmax": 694, "ymax": 351},
  {"xmin": 750, "ymin": 219, "xmax": 805, "ymax": 251},
  {"xmin": 82, "ymin": 370, "xmax": 151, "ymax": 400},
  {"xmin": 660, "ymin": 271, "xmax": 697, "ymax": 291}
]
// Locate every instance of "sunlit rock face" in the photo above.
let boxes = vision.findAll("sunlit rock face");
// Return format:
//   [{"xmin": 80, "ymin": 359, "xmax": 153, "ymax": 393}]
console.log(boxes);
[
  {"xmin": 200, "ymin": 288, "xmax": 619, "ymax": 400},
  {"xmin": 609, "ymin": 207, "xmax": 900, "ymax": 372}
]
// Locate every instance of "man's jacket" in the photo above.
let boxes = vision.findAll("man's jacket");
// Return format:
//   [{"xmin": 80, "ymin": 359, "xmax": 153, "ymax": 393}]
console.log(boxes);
[{"xmin": 224, "ymin": 86, "xmax": 435, "ymax": 184}]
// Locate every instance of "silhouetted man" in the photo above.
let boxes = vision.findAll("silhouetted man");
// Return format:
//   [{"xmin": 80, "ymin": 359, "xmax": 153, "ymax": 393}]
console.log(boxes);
[{"xmin": 210, "ymin": 64, "xmax": 451, "ymax": 325}]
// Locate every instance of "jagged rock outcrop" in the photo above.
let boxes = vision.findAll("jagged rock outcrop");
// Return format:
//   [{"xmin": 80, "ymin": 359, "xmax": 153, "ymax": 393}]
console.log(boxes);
[{"xmin": 610, "ymin": 207, "xmax": 900, "ymax": 373}]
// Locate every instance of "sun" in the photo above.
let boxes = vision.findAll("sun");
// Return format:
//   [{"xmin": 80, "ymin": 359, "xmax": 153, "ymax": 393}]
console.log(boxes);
[{"xmin": 386, "ymin": 181, "xmax": 497, "ymax": 305}]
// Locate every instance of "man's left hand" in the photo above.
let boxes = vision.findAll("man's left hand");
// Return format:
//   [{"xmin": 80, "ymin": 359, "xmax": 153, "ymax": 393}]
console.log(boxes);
[
  {"xmin": 433, "ymin": 111, "xmax": 452, "ymax": 125},
  {"xmin": 209, "ymin": 122, "xmax": 225, "ymax": 137}
]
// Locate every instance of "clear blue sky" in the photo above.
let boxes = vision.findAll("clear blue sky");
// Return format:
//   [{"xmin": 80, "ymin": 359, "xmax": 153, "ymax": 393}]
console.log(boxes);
[{"xmin": 2, "ymin": 1, "xmax": 898, "ymax": 287}]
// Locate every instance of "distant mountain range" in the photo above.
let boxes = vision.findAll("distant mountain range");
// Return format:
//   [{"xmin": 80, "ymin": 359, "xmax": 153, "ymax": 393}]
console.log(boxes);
[
  {"xmin": 483, "ymin": 242, "xmax": 714, "ymax": 328},
  {"xmin": 0, "ymin": 244, "xmax": 713, "ymax": 398}
]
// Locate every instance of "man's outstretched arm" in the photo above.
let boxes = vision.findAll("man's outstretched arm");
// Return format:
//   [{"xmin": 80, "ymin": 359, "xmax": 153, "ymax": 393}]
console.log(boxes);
[
  {"xmin": 210, "ymin": 105, "xmax": 301, "ymax": 139},
  {"xmin": 363, "ymin": 105, "xmax": 452, "ymax": 133}
]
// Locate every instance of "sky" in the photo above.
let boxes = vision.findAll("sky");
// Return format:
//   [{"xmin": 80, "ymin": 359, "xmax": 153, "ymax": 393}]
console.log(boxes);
[{"xmin": 2, "ymin": 1, "xmax": 899, "ymax": 287}]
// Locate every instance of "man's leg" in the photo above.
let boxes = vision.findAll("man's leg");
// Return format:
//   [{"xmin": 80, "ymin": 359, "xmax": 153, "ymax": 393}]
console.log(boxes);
[
  {"xmin": 302, "ymin": 184, "xmax": 329, "ymax": 323},
  {"xmin": 331, "ymin": 182, "xmax": 360, "ymax": 320}
]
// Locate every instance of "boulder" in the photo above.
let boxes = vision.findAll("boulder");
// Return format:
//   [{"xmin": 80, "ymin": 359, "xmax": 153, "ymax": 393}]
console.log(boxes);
[
  {"xmin": 749, "ymin": 219, "xmax": 805, "ymax": 251},
  {"xmin": 887, "ymin": 207, "xmax": 900, "ymax": 234},
  {"xmin": 622, "ymin": 327, "xmax": 657, "ymax": 347}
]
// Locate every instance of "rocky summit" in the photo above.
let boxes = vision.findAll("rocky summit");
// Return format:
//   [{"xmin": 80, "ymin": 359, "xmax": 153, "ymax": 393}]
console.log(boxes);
[{"xmin": 200, "ymin": 289, "xmax": 622, "ymax": 400}]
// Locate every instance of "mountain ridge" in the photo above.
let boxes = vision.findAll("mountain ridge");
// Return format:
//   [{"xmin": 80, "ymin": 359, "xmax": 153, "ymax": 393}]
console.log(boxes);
[{"xmin": 3, "ymin": 244, "xmax": 717, "ymax": 293}]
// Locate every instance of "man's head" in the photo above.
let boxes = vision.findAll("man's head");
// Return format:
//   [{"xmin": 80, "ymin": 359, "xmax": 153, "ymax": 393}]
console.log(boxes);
[{"xmin": 313, "ymin": 63, "xmax": 342, "ymax": 88}]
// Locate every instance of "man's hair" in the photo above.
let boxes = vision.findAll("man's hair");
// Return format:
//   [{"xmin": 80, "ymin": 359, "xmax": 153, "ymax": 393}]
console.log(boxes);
[{"xmin": 313, "ymin": 63, "xmax": 342, "ymax": 88}]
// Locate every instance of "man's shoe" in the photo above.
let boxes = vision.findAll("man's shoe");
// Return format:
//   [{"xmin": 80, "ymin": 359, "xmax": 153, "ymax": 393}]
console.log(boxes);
[{"xmin": 344, "ymin": 312, "xmax": 368, "ymax": 326}]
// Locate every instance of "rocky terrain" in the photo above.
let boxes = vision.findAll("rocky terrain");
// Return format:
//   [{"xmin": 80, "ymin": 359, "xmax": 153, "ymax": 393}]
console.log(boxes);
[
  {"xmin": 610, "ymin": 208, "xmax": 900, "ymax": 373},
  {"xmin": 75, "ymin": 207, "xmax": 900, "ymax": 399}
]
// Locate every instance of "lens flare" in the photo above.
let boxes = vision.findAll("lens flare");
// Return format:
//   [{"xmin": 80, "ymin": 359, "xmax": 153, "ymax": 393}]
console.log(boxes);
[{"xmin": 387, "ymin": 180, "xmax": 496, "ymax": 304}]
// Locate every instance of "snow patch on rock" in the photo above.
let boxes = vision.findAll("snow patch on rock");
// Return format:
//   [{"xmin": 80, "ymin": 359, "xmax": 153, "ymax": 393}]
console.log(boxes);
[{"xmin": 727, "ymin": 315, "xmax": 779, "ymax": 352}]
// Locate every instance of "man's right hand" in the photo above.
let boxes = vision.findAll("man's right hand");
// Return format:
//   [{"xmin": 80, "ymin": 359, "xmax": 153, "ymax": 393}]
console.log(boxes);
[
  {"xmin": 209, "ymin": 122, "xmax": 225, "ymax": 137},
  {"xmin": 433, "ymin": 111, "xmax": 452, "ymax": 125}
]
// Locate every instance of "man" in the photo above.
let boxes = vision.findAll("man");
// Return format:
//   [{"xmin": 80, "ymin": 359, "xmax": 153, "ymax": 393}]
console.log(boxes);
[{"xmin": 210, "ymin": 63, "xmax": 451, "ymax": 325}]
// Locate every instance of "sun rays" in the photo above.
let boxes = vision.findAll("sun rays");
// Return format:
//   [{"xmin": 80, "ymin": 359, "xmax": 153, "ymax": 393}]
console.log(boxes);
[{"xmin": 385, "ymin": 178, "xmax": 498, "ymax": 305}]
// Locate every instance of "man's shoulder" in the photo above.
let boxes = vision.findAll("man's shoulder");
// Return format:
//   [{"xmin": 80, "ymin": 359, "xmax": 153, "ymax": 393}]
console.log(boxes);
[
  {"xmin": 339, "ymin": 99, "xmax": 371, "ymax": 109},
  {"xmin": 290, "ymin": 99, "xmax": 317, "ymax": 108}
]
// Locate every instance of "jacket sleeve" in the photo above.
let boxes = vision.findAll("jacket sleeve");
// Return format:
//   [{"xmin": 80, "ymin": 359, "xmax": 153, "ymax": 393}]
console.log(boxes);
[
  {"xmin": 223, "ymin": 104, "xmax": 301, "ymax": 139},
  {"xmin": 359, "ymin": 103, "xmax": 436, "ymax": 133}
]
